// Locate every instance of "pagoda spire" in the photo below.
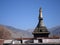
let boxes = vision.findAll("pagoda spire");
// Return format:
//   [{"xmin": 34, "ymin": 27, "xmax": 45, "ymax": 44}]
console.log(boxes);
[{"xmin": 38, "ymin": 7, "xmax": 44, "ymax": 27}]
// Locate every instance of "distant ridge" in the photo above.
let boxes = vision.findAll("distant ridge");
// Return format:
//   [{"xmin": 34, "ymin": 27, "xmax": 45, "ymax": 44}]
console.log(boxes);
[
  {"xmin": 0, "ymin": 24, "xmax": 33, "ymax": 39},
  {"xmin": 49, "ymin": 26, "xmax": 60, "ymax": 36}
]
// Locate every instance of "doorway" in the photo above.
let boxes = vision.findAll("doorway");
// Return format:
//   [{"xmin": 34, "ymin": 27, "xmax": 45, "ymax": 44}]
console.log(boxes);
[{"xmin": 38, "ymin": 39, "xmax": 42, "ymax": 43}]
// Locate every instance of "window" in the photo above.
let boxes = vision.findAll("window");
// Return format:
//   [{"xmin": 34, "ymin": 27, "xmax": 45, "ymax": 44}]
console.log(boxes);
[{"xmin": 40, "ymin": 30, "xmax": 42, "ymax": 32}]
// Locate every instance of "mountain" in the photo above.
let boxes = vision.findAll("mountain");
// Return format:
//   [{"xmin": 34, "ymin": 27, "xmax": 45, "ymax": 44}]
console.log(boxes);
[
  {"xmin": 26, "ymin": 29, "xmax": 34, "ymax": 33},
  {"xmin": 0, "ymin": 24, "xmax": 33, "ymax": 39},
  {"xmin": 0, "ymin": 25, "xmax": 12, "ymax": 39},
  {"xmin": 49, "ymin": 26, "xmax": 60, "ymax": 36}
]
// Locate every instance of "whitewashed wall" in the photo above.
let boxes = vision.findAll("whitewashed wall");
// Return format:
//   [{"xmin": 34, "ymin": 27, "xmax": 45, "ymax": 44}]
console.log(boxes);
[
  {"xmin": 42, "ymin": 39, "xmax": 60, "ymax": 43},
  {"xmin": 4, "ymin": 40, "xmax": 12, "ymax": 44},
  {"xmin": 34, "ymin": 40, "xmax": 38, "ymax": 43},
  {"xmin": 12, "ymin": 40, "xmax": 21, "ymax": 44},
  {"xmin": 22, "ymin": 40, "xmax": 29, "ymax": 44}
]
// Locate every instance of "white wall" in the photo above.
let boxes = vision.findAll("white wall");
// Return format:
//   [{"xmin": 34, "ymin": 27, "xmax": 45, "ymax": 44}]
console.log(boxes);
[
  {"xmin": 42, "ymin": 39, "xmax": 60, "ymax": 43},
  {"xmin": 34, "ymin": 40, "xmax": 38, "ymax": 43},
  {"xmin": 4, "ymin": 40, "xmax": 12, "ymax": 44},
  {"xmin": 12, "ymin": 40, "xmax": 21, "ymax": 44},
  {"xmin": 22, "ymin": 40, "xmax": 29, "ymax": 44}
]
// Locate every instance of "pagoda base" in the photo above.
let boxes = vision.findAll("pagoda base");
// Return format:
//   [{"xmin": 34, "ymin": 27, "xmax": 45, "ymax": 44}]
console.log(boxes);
[{"xmin": 33, "ymin": 33, "xmax": 49, "ymax": 38}]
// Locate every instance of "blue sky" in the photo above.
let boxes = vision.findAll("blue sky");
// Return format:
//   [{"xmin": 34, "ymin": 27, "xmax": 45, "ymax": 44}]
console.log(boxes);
[{"xmin": 0, "ymin": 0, "xmax": 60, "ymax": 30}]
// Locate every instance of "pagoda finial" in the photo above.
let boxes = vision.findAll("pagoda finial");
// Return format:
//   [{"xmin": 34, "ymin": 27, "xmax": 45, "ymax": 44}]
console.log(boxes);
[{"xmin": 39, "ymin": 7, "xmax": 43, "ymax": 19}]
